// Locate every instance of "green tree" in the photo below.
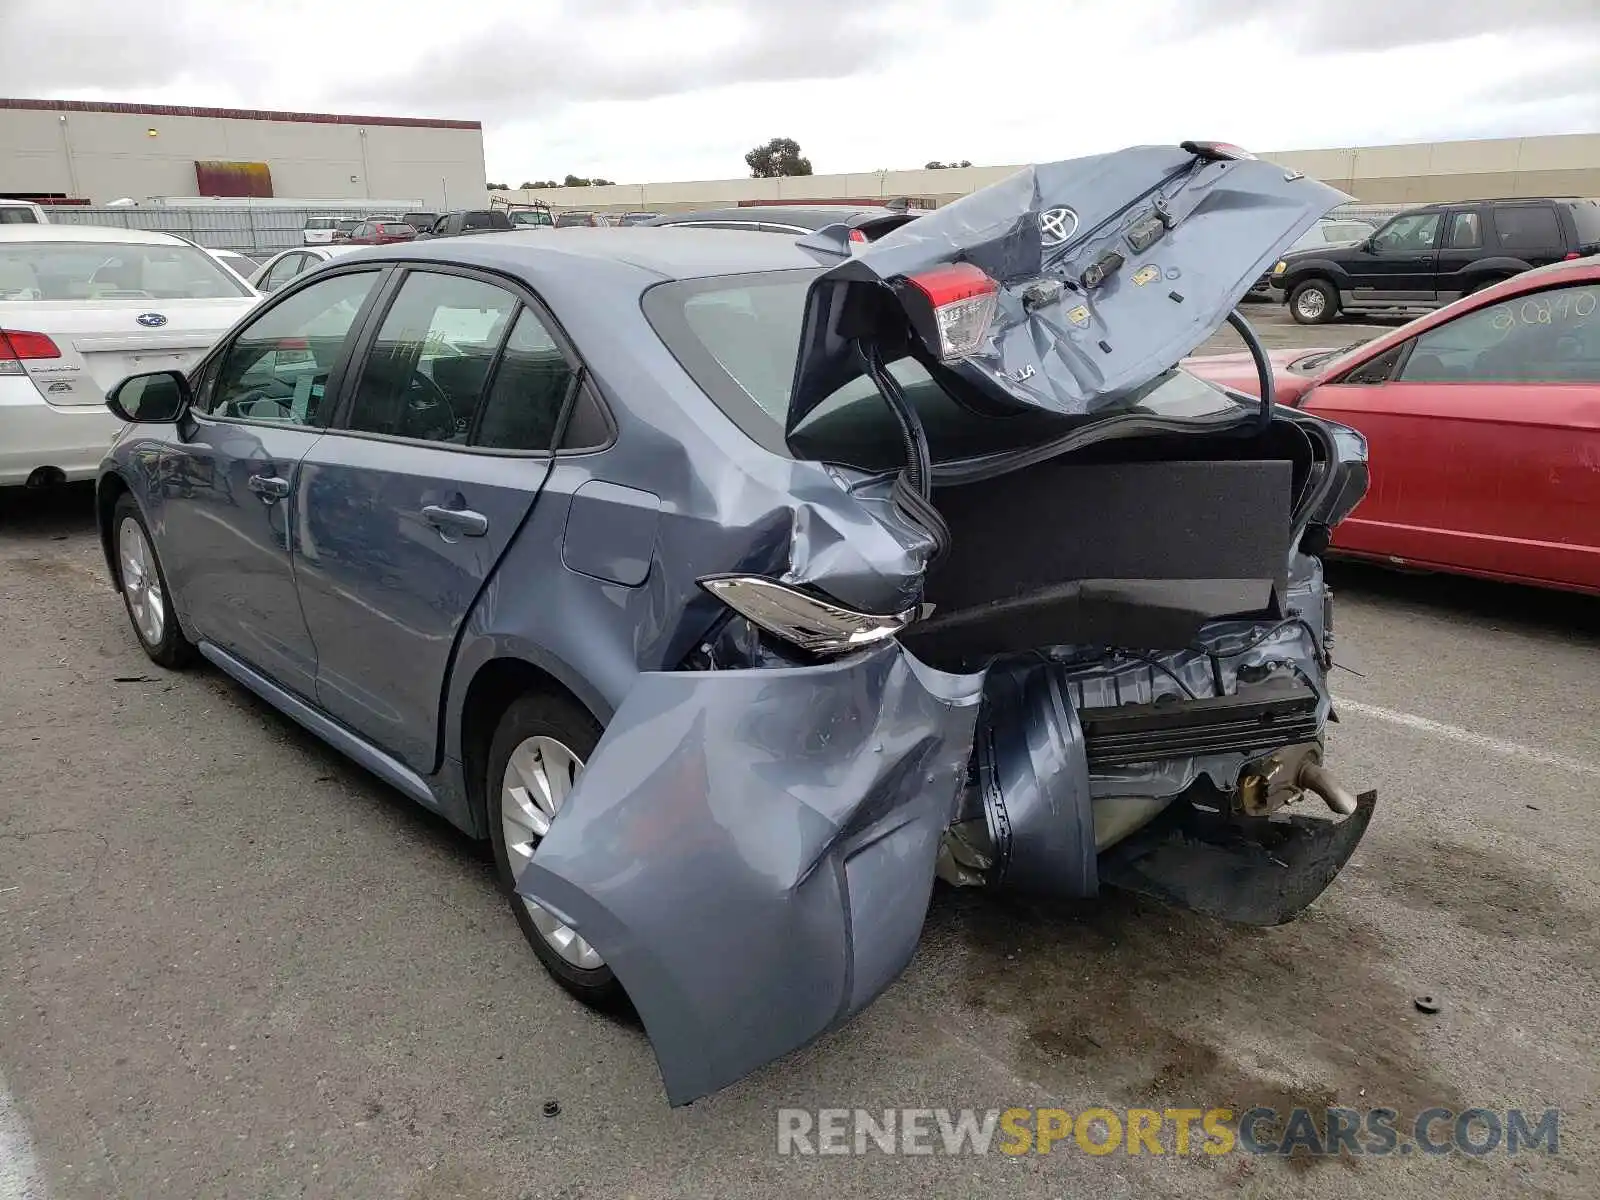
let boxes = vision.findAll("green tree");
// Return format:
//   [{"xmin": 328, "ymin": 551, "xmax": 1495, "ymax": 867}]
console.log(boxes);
[
  {"xmin": 486, "ymin": 181, "xmax": 510, "ymax": 191},
  {"xmin": 745, "ymin": 137, "xmax": 813, "ymax": 179}
]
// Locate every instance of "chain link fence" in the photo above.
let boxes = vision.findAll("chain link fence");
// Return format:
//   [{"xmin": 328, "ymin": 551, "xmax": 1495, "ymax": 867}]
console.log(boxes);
[{"xmin": 43, "ymin": 205, "xmax": 413, "ymax": 255}]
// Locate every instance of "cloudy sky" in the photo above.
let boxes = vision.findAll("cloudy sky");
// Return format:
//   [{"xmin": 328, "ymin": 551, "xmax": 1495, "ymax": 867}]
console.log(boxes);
[{"xmin": 2, "ymin": 0, "xmax": 1597, "ymax": 184}]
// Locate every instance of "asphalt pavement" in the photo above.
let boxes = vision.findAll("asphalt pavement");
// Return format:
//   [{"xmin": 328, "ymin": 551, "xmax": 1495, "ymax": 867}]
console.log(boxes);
[{"xmin": 2, "ymin": 310, "xmax": 1596, "ymax": 1199}]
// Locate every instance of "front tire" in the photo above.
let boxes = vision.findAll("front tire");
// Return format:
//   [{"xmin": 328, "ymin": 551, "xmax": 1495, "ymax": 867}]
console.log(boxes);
[
  {"xmin": 113, "ymin": 494, "xmax": 195, "ymax": 669},
  {"xmin": 1289, "ymin": 279, "xmax": 1340, "ymax": 325},
  {"xmin": 486, "ymin": 691, "xmax": 623, "ymax": 1007}
]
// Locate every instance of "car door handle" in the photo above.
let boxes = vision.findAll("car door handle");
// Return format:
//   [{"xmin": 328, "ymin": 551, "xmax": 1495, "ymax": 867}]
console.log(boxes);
[
  {"xmin": 421, "ymin": 504, "xmax": 489, "ymax": 537},
  {"xmin": 248, "ymin": 474, "xmax": 291, "ymax": 501}
]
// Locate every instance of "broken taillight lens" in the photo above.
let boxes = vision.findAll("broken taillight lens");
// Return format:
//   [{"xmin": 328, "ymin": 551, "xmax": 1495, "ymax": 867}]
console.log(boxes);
[
  {"xmin": 698, "ymin": 575, "xmax": 916, "ymax": 656},
  {"xmin": 903, "ymin": 263, "xmax": 998, "ymax": 360}
]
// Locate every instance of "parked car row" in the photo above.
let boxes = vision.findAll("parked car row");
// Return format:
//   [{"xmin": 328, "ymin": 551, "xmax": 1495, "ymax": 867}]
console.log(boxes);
[{"xmin": 83, "ymin": 143, "xmax": 1383, "ymax": 1108}]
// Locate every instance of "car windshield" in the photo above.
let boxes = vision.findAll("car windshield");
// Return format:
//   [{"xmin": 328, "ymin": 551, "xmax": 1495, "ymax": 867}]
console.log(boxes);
[
  {"xmin": 0, "ymin": 241, "xmax": 252, "ymax": 300},
  {"xmin": 554, "ymin": 212, "xmax": 593, "ymax": 227},
  {"xmin": 646, "ymin": 270, "xmax": 1248, "ymax": 468},
  {"xmin": 335, "ymin": 220, "xmax": 361, "ymax": 233}
]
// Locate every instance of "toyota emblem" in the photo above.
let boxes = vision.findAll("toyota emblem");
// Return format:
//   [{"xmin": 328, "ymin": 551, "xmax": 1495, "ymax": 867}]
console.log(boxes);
[
  {"xmin": 1037, "ymin": 207, "xmax": 1079, "ymax": 247},
  {"xmin": 136, "ymin": 312, "xmax": 168, "ymax": 328}
]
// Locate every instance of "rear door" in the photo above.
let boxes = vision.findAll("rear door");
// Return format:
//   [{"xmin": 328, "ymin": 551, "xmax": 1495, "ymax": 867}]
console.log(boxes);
[
  {"xmin": 1435, "ymin": 207, "xmax": 1487, "ymax": 300},
  {"xmin": 1488, "ymin": 203, "xmax": 1567, "ymax": 269},
  {"xmin": 160, "ymin": 267, "xmax": 387, "ymax": 697},
  {"xmin": 293, "ymin": 266, "xmax": 580, "ymax": 771},
  {"xmin": 1305, "ymin": 278, "xmax": 1600, "ymax": 590}
]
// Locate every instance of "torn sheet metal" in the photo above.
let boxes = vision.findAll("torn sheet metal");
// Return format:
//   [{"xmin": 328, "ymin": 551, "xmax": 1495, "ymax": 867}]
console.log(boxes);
[
  {"xmin": 789, "ymin": 145, "xmax": 1350, "ymax": 430},
  {"xmin": 514, "ymin": 641, "xmax": 983, "ymax": 1106}
]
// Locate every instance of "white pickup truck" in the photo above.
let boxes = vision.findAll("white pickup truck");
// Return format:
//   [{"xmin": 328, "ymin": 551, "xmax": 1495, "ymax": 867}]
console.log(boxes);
[{"xmin": 0, "ymin": 199, "xmax": 49, "ymax": 224}]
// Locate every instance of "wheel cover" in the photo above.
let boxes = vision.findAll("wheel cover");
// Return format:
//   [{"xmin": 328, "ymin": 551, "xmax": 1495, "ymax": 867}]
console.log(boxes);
[
  {"xmin": 499, "ymin": 735, "xmax": 605, "ymax": 969},
  {"xmin": 1297, "ymin": 288, "xmax": 1327, "ymax": 319},
  {"xmin": 118, "ymin": 516, "xmax": 165, "ymax": 647}
]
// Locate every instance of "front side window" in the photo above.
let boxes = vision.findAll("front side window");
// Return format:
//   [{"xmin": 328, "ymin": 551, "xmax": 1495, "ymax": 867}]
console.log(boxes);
[
  {"xmin": 344, "ymin": 271, "xmax": 519, "ymax": 444},
  {"xmin": 0, "ymin": 240, "xmax": 250, "ymax": 301},
  {"xmin": 1398, "ymin": 284, "xmax": 1600, "ymax": 384},
  {"xmin": 1372, "ymin": 212, "xmax": 1441, "ymax": 253},
  {"xmin": 202, "ymin": 270, "xmax": 380, "ymax": 423}
]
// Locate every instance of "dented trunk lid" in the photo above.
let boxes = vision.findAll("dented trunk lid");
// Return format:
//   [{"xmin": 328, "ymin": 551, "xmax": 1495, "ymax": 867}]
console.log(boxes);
[{"xmin": 787, "ymin": 144, "xmax": 1349, "ymax": 436}]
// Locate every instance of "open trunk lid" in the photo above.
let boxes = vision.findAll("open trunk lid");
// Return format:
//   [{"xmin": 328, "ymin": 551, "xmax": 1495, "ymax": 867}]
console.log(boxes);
[{"xmin": 787, "ymin": 143, "xmax": 1348, "ymax": 436}]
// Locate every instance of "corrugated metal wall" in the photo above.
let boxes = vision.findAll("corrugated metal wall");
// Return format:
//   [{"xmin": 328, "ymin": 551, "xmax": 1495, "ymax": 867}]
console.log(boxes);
[{"xmin": 43, "ymin": 204, "xmax": 405, "ymax": 252}]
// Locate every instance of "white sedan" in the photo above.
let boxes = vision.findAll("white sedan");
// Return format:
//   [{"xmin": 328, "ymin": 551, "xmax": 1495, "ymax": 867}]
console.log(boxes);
[
  {"xmin": 0, "ymin": 224, "xmax": 259, "ymax": 487},
  {"xmin": 249, "ymin": 244, "xmax": 358, "ymax": 294}
]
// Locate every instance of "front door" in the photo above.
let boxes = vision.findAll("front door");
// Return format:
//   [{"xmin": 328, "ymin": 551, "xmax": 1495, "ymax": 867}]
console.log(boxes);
[
  {"xmin": 293, "ymin": 268, "xmax": 581, "ymax": 771},
  {"xmin": 1348, "ymin": 210, "xmax": 1442, "ymax": 301},
  {"xmin": 160, "ymin": 268, "xmax": 386, "ymax": 697}
]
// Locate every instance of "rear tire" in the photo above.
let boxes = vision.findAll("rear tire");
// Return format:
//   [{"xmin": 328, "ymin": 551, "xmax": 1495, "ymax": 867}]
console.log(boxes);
[
  {"xmin": 1289, "ymin": 279, "xmax": 1340, "ymax": 325},
  {"xmin": 112, "ymin": 494, "xmax": 195, "ymax": 669},
  {"xmin": 485, "ymin": 690, "xmax": 624, "ymax": 1008}
]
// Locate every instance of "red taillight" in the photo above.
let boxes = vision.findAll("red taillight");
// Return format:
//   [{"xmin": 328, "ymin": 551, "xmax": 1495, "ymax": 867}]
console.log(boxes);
[
  {"xmin": 906, "ymin": 263, "xmax": 997, "ymax": 308},
  {"xmin": 1564, "ymin": 252, "xmax": 1581, "ymax": 261},
  {"xmin": 848, "ymin": 228, "xmax": 867, "ymax": 243},
  {"xmin": 903, "ymin": 264, "xmax": 999, "ymax": 360},
  {"xmin": 0, "ymin": 329, "xmax": 61, "ymax": 374}
]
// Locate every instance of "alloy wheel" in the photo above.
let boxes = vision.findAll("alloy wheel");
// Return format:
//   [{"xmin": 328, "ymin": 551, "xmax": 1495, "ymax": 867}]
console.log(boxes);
[
  {"xmin": 118, "ymin": 516, "xmax": 166, "ymax": 647},
  {"xmin": 499, "ymin": 735, "xmax": 604, "ymax": 969}
]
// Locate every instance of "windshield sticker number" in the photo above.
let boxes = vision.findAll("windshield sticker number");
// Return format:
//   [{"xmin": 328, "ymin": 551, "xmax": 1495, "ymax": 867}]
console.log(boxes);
[{"xmin": 1490, "ymin": 289, "xmax": 1597, "ymax": 331}]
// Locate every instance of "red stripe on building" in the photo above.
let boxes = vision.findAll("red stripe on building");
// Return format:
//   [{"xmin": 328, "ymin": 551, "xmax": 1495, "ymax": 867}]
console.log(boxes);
[{"xmin": 0, "ymin": 97, "xmax": 481, "ymax": 131}]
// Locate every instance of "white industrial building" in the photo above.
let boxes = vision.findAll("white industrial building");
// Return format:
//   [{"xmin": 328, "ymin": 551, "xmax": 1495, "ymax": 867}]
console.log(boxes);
[{"xmin": 0, "ymin": 98, "xmax": 487, "ymax": 210}]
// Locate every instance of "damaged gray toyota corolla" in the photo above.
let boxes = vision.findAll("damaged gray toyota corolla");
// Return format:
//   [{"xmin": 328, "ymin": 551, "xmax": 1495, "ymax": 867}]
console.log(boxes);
[
  {"xmin": 98, "ymin": 141, "xmax": 1372, "ymax": 1109},
  {"xmin": 524, "ymin": 144, "xmax": 1373, "ymax": 1105}
]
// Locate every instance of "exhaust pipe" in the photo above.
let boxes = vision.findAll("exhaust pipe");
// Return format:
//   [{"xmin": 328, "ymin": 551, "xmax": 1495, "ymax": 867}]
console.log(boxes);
[{"xmin": 1297, "ymin": 760, "xmax": 1358, "ymax": 816}]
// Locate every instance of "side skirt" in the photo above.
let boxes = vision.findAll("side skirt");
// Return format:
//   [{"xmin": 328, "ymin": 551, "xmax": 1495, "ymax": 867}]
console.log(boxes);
[{"xmin": 197, "ymin": 640, "xmax": 444, "ymax": 815}]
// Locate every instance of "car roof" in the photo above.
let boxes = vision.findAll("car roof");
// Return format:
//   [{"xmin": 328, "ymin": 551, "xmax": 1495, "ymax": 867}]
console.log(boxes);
[
  {"xmin": 349, "ymin": 226, "xmax": 824, "ymax": 282},
  {"xmin": 0, "ymin": 222, "xmax": 196, "ymax": 245},
  {"xmin": 650, "ymin": 204, "xmax": 902, "ymax": 228}
]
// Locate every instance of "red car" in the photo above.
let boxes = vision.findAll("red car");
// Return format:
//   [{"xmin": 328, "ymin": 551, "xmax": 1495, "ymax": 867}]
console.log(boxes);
[
  {"xmin": 345, "ymin": 219, "xmax": 416, "ymax": 245},
  {"xmin": 1185, "ymin": 258, "xmax": 1600, "ymax": 594}
]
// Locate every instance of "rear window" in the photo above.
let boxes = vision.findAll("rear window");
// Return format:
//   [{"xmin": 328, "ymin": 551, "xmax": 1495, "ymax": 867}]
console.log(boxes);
[
  {"xmin": 1563, "ymin": 200, "xmax": 1600, "ymax": 245},
  {"xmin": 1, "ymin": 207, "xmax": 41, "ymax": 224},
  {"xmin": 0, "ymin": 241, "xmax": 251, "ymax": 300},
  {"xmin": 305, "ymin": 217, "xmax": 339, "ymax": 230},
  {"xmin": 644, "ymin": 271, "xmax": 1245, "ymax": 468},
  {"xmin": 335, "ymin": 219, "xmax": 361, "ymax": 233},
  {"xmin": 554, "ymin": 212, "xmax": 594, "ymax": 227}
]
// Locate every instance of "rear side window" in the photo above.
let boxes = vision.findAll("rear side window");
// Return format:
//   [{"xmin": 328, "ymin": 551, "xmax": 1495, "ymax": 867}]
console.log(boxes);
[
  {"xmin": 0, "ymin": 207, "xmax": 40, "ymax": 224},
  {"xmin": 475, "ymin": 308, "xmax": 577, "ymax": 451},
  {"xmin": 1492, "ymin": 205, "xmax": 1561, "ymax": 250}
]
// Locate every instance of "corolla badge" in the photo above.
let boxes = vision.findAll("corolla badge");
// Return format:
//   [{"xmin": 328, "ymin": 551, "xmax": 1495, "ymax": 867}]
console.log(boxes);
[
  {"xmin": 1037, "ymin": 206, "xmax": 1079, "ymax": 247},
  {"xmin": 136, "ymin": 312, "xmax": 168, "ymax": 328}
]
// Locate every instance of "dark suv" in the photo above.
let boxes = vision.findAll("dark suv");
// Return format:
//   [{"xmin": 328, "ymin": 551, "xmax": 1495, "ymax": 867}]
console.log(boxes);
[{"xmin": 1273, "ymin": 197, "xmax": 1600, "ymax": 324}]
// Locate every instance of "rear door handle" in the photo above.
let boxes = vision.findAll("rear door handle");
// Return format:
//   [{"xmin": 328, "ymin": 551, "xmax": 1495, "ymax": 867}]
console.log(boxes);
[
  {"xmin": 421, "ymin": 504, "xmax": 489, "ymax": 537},
  {"xmin": 248, "ymin": 474, "xmax": 291, "ymax": 501}
]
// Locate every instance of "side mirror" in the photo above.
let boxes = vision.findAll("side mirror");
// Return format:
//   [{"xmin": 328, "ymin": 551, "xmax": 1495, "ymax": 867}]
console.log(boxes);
[{"xmin": 106, "ymin": 369, "xmax": 192, "ymax": 424}]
